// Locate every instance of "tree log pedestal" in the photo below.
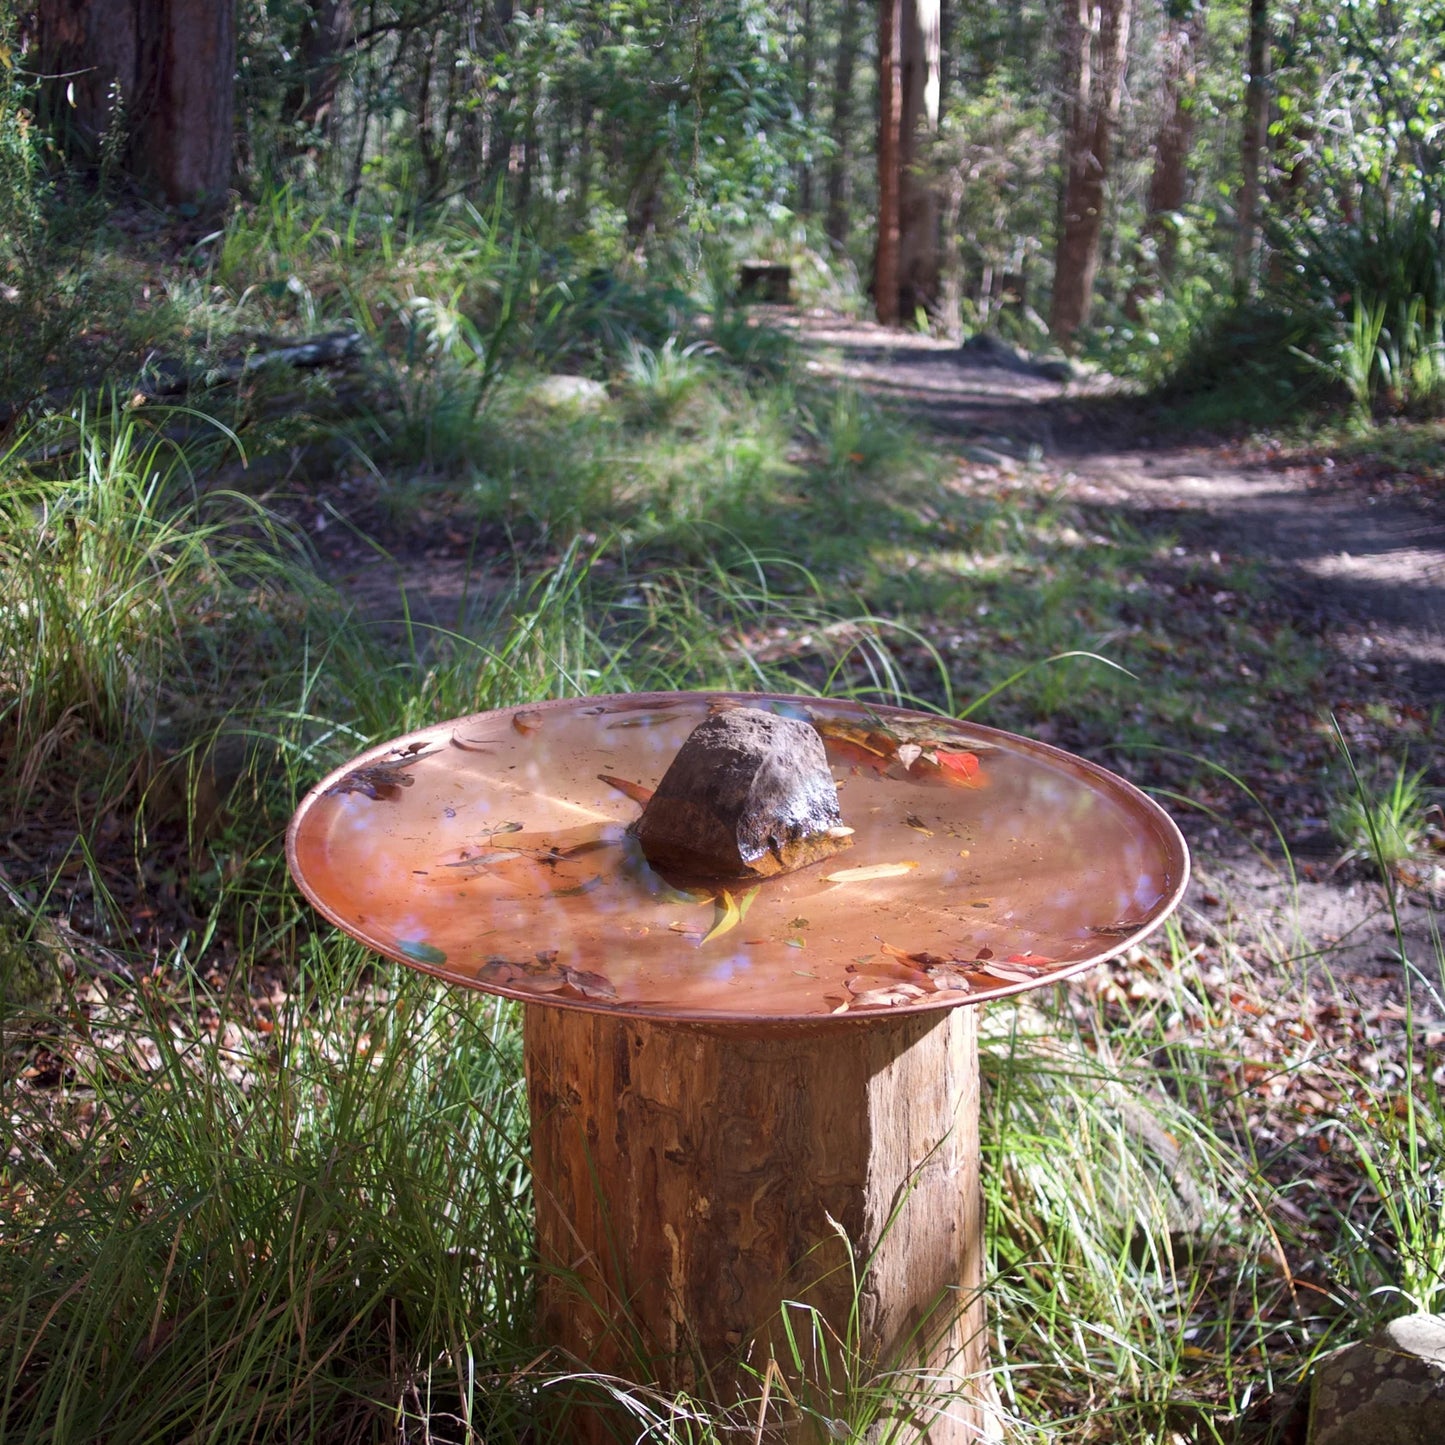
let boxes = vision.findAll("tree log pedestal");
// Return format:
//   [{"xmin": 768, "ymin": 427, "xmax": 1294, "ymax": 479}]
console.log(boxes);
[{"xmin": 524, "ymin": 1002, "xmax": 991, "ymax": 1442}]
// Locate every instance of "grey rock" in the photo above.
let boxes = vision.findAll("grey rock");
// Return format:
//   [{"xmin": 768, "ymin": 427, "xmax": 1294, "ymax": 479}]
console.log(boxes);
[
  {"xmin": 1308, "ymin": 1313, "xmax": 1445, "ymax": 1445},
  {"xmin": 529, "ymin": 374, "xmax": 610, "ymax": 410},
  {"xmin": 1033, "ymin": 358, "xmax": 1075, "ymax": 383},
  {"xmin": 957, "ymin": 333, "xmax": 1072, "ymax": 383},
  {"xmin": 633, "ymin": 707, "xmax": 851, "ymax": 880}
]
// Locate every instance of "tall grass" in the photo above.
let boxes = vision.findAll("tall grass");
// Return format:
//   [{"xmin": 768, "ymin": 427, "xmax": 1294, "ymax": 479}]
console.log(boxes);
[
  {"xmin": 0, "ymin": 940, "xmax": 537, "ymax": 1443},
  {"xmin": 0, "ymin": 402, "xmax": 307, "ymax": 796}
]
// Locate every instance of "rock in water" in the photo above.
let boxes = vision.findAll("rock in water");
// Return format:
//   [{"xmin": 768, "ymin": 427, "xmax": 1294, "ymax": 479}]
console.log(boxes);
[{"xmin": 633, "ymin": 708, "xmax": 851, "ymax": 880}]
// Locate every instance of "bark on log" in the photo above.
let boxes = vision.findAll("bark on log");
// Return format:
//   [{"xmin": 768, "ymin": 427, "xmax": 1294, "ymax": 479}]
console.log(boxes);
[{"xmin": 525, "ymin": 1003, "xmax": 990, "ymax": 1441}]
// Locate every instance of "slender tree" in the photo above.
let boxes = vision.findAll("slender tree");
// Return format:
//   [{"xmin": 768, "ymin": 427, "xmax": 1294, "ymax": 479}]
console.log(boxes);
[
  {"xmin": 1049, "ymin": 0, "xmax": 1133, "ymax": 348},
  {"xmin": 282, "ymin": 0, "xmax": 354, "ymax": 146},
  {"xmin": 1126, "ymin": 0, "xmax": 1206, "ymax": 316},
  {"xmin": 898, "ymin": 0, "xmax": 943, "ymax": 316},
  {"xmin": 825, "ymin": 0, "xmax": 864, "ymax": 247},
  {"xmin": 875, "ymin": 0, "xmax": 942, "ymax": 325},
  {"xmin": 876, "ymin": 0, "xmax": 903, "ymax": 323},
  {"xmin": 1233, "ymin": 0, "xmax": 1270, "ymax": 295},
  {"xmin": 1145, "ymin": 0, "xmax": 1205, "ymax": 278}
]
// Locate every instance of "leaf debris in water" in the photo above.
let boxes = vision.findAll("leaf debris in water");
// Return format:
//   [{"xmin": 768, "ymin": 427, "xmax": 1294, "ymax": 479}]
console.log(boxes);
[
  {"xmin": 702, "ymin": 890, "xmax": 742, "ymax": 944},
  {"xmin": 823, "ymin": 861, "xmax": 919, "ymax": 883},
  {"xmin": 598, "ymin": 773, "xmax": 655, "ymax": 807}
]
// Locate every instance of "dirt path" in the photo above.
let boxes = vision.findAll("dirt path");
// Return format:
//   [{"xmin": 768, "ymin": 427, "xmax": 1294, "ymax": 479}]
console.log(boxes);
[
  {"xmin": 796, "ymin": 313, "xmax": 1444, "ymax": 983},
  {"xmin": 800, "ymin": 314, "xmax": 1445, "ymax": 696}
]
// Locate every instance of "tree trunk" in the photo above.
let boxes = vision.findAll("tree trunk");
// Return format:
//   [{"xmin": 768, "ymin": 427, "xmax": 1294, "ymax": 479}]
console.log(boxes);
[
  {"xmin": 824, "ymin": 0, "xmax": 862, "ymax": 247},
  {"xmin": 1049, "ymin": 0, "xmax": 1132, "ymax": 349},
  {"xmin": 282, "ymin": 0, "xmax": 354, "ymax": 145},
  {"xmin": 35, "ymin": 0, "xmax": 233, "ymax": 204},
  {"xmin": 875, "ymin": 0, "xmax": 903, "ymax": 324},
  {"xmin": 526, "ymin": 1003, "xmax": 991, "ymax": 1442},
  {"xmin": 898, "ymin": 0, "xmax": 942, "ymax": 319},
  {"xmin": 797, "ymin": 0, "xmax": 816, "ymax": 215},
  {"xmin": 1233, "ymin": 0, "xmax": 1269, "ymax": 297},
  {"xmin": 1146, "ymin": 2, "xmax": 1203, "ymax": 276},
  {"xmin": 1124, "ymin": 0, "xmax": 1205, "ymax": 318}
]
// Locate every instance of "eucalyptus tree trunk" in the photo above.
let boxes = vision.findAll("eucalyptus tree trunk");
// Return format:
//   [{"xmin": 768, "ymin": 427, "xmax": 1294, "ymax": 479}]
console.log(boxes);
[
  {"xmin": 1049, "ymin": 0, "xmax": 1133, "ymax": 349},
  {"xmin": 1145, "ymin": 0, "xmax": 1203, "ymax": 280},
  {"xmin": 898, "ymin": 0, "xmax": 942, "ymax": 318},
  {"xmin": 875, "ymin": 0, "xmax": 942, "ymax": 325},
  {"xmin": 825, "ymin": 0, "xmax": 863, "ymax": 247},
  {"xmin": 34, "ymin": 0, "xmax": 234, "ymax": 204},
  {"xmin": 875, "ymin": 0, "xmax": 903, "ymax": 323},
  {"xmin": 1233, "ymin": 0, "xmax": 1270, "ymax": 296},
  {"xmin": 1125, "ymin": 0, "xmax": 1205, "ymax": 317}
]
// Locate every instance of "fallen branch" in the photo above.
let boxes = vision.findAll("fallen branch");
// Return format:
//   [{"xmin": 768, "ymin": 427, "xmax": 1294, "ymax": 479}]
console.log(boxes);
[{"xmin": 0, "ymin": 330, "xmax": 366, "ymax": 434}]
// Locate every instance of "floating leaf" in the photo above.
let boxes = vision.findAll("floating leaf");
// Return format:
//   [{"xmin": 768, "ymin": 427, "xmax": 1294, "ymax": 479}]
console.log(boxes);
[
  {"xmin": 326, "ymin": 757, "xmax": 423, "ymax": 801},
  {"xmin": 443, "ymin": 849, "xmax": 523, "ymax": 872},
  {"xmin": 397, "ymin": 939, "xmax": 447, "ymax": 965},
  {"xmin": 449, "ymin": 732, "xmax": 496, "ymax": 752},
  {"xmin": 1087, "ymin": 919, "xmax": 1148, "ymax": 937},
  {"xmin": 735, "ymin": 886, "xmax": 761, "ymax": 920},
  {"xmin": 599, "ymin": 773, "xmax": 655, "ymax": 807},
  {"xmin": 702, "ymin": 890, "xmax": 742, "ymax": 944},
  {"xmin": 935, "ymin": 750, "xmax": 984, "ymax": 787},
  {"xmin": 896, "ymin": 742, "xmax": 923, "ymax": 770},
  {"xmin": 975, "ymin": 964, "xmax": 1045, "ymax": 984},
  {"xmin": 823, "ymin": 861, "xmax": 919, "ymax": 883},
  {"xmin": 926, "ymin": 966, "xmax": 976, "ymax": 992},
  {"xmin": 843, "ymin": 983, "xmax": 926, "ymax": 1010},
  {"xmin": 607, "ymin": 709, "xmax": 683, "ymax": 729},
  {"xmin": 559, "ymin": 965, "xmax": 617, "ymax": 1000},
  {"xmin": 554, "ymin": 875, "xmax": 603, "ymax": 897}
]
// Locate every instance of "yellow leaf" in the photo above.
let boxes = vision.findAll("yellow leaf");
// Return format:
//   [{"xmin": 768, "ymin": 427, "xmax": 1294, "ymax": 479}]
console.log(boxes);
[
  {"xmin": 823, "ymin": 861, "xmax": 919, "ymax": 883},
  {"xmin": 702, "ymin": 889, "xmax": 741, "ymax": 944}
]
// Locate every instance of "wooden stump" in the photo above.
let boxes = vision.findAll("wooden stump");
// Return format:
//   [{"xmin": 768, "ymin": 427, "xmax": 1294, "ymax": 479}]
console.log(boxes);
[
  {"xmin": 737, "ymin": 262, "xmax": 793, "ymax": 304},
  {"xmin": 525, "ymin": 1003, "xmax": 990, "ymax": 1441}
]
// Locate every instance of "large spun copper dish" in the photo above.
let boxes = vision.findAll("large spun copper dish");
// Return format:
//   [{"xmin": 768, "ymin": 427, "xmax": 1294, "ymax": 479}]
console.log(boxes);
[{"xmin": 287, "ymin": 692, "xmax": 1189, "ymax": 1022}]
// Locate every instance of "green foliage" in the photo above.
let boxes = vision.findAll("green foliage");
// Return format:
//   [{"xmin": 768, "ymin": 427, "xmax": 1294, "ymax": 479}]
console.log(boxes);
[
  {"xmin": 932, "ymin": 83, "xmax": 1054, "ymax": 338},
  {"xmin": 1330, "ymin": 755, "xmax": 1437, "ymax": 878},
  {"xmin": 1152, "ymin": 302, "xmax": 1333, "ymax": 428},
  {"xmin": 620, "ymin": 335, "xmax": 714, "ymax": 421},
  {"xmin": 0, "ymin": 403, "xmax": 304, "ymax": 790},
  {"xmin": 1270, "ymin": 191, "xmax": 1445, "ymax": 418},
  {"xmin": 0, "ymin": 29, "xmax": 42, "ymax": 272},
  {"xmin": 0, "ymin": 946, "xmax": 536, "ymax": 1443}
]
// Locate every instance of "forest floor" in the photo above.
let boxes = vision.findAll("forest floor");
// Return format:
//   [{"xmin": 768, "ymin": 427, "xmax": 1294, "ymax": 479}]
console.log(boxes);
[{"xmin": 792, "ymin": 310, "xmax": 1445, "ymax": 990}]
